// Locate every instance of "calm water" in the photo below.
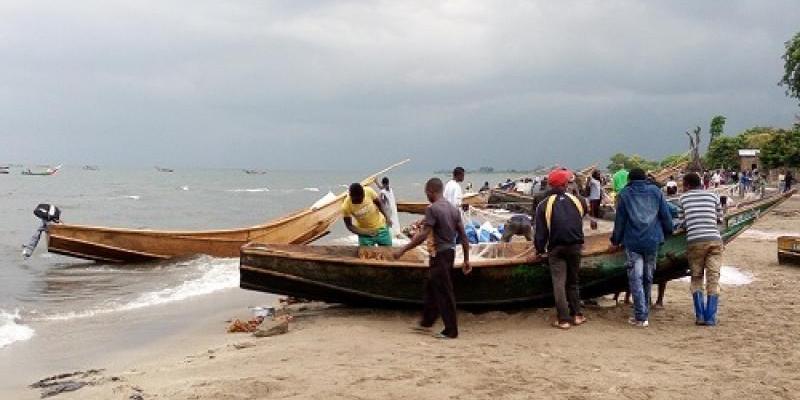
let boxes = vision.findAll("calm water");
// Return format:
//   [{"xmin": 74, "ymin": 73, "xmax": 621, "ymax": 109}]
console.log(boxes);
[{"xmin": 0, "ymin": 165, "xmax": 509, "ymax": 349}]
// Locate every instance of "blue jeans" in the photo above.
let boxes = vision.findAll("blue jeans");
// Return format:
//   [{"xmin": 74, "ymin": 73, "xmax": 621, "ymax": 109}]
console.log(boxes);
[{"xmin": 626, "ymin": 250, "xmax": 656, "ymax": 321}]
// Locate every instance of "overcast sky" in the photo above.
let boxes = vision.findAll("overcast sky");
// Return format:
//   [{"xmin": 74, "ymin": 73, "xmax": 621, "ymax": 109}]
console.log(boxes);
[{"xmin": 1, "ymin": 1, "xmax": 798, "ymax": 171}]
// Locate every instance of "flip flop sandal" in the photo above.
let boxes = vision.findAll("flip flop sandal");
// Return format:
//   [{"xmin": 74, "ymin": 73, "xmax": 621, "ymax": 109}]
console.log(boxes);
[
  {"xmin": 552, "ymin": 321, "xmax": 571, "ymax": 330},
  {"xmin": 433, "ymin": 333, "xmax": 455, "ymax": 339}
]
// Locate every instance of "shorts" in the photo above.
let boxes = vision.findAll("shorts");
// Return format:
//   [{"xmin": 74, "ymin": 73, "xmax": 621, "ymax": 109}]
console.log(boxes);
[{"xmin": 358, "ymin": 226, "xmax": 393, "ymax": 247}]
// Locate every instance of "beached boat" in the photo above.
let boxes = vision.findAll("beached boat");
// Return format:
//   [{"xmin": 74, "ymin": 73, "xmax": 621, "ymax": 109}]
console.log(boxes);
[
  {"xmin": 239, "ymin": 189, "xmax": 794, "ymax": 308},
  {"xmin": 778, "ymin": 236, "xmax": 800, "ymax": 266},
  {"xmin": 397, "ymin": 192, "xmax": 489, "ymax": 215},
  {"xmin": 47, "ymin": 160, "xmax": 409, "ymax": 263},
  {"xmin": 487, "ymin": 189, "xmax": 536, "ymax": 214}
]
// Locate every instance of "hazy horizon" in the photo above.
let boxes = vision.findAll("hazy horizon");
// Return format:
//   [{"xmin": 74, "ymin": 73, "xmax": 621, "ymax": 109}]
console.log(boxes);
[{"xmin": 1, "ymin": 1, "xmax": 798, "ymax": 171}]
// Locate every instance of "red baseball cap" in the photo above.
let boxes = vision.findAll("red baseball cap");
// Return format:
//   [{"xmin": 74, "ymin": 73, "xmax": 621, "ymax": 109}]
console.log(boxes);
[{"xmin": 548, "ymin": 169, "xmax": 572, "ymax": 187}]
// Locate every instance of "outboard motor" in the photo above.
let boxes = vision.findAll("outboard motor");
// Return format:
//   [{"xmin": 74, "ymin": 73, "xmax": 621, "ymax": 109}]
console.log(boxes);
[{"xmin": 22, "ymin": 204, "xmax": 61, "ymax": 258}]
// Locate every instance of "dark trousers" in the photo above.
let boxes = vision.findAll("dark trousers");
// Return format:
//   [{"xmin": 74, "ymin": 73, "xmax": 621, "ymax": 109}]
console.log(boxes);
[
  {"xmin": 589, "ymin": 199, "xmax": 602, "ymax": 218},
  {"xmin": 420, "ymin": 249, "xmax": 458, "ymax": 337},
  {"xmin": 549, "ymin": 244, "xmax": 583, "ymax": 323}
]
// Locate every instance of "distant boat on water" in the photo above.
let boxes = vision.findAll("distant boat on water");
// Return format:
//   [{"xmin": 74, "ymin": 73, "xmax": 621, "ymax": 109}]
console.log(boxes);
[
  {"xmin": 22, "ymin": 165, "xmax": 61, "ymax": 176},
  {"xmin": 243, "ymin": 169, "xmax": 267, "ymax": 175},
  {"xmin": 0, "ymin": 166, "xmax": 9, "ymax": 175},
  {"xmin": 83, "ymin": 165, "xmax": 99, "ymax": 171},
  {"xmin": 155, "ymin": 166, "xmax": 174, "ymax": 173}
]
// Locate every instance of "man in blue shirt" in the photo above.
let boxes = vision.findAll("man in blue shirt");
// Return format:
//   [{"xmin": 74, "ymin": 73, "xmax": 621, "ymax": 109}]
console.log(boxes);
[{"xmin": 610, "ymin": 168, "xmax": 674, "ymax": 327}]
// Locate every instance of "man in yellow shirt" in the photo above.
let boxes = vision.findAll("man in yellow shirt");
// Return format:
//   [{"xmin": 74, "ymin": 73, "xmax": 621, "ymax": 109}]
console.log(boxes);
[{"xmin": 342, "ymin": 183, "xmax": 393, "ymax": 246}]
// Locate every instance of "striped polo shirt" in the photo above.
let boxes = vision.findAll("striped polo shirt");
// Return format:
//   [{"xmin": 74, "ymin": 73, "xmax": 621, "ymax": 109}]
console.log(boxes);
[{"xmin": 678, "ymin": 190, "xmax": 723, "ymax": 243}]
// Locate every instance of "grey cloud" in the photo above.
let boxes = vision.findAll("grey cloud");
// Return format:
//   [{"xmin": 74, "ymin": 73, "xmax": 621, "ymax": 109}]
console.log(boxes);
[{"xmin": 0, "ymin": 0, "xmax": 798, "ymax": 170}]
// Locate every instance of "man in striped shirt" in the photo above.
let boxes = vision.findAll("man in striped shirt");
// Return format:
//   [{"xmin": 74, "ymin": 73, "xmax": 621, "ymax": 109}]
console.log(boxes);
[{"xmin": 678, "ymin": 172, "xmax": 724, "ymax": 326}]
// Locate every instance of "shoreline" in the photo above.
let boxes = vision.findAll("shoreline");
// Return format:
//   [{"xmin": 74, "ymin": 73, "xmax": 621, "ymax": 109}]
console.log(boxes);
[{"xmin": 7, "ymin": 196, "xmax": 800, "ymax": 399}]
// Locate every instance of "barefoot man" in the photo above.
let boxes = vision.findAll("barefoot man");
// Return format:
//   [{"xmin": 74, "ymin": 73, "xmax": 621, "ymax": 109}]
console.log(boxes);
[{"xmin": 394, "ymin": 178, "xmax": 471, "ymax": 339}]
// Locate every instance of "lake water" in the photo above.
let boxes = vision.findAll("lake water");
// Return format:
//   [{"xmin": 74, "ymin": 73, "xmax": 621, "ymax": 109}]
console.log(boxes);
[{"xmin": 0, "ymin": 165, "xmax": 511, "ymax": 350}]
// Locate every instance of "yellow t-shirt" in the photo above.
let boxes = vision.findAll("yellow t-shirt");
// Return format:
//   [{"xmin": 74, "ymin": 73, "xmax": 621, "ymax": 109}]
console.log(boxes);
[{"xmin": 342, "ymin": 187, "xmax": 386, "ymax": 230}]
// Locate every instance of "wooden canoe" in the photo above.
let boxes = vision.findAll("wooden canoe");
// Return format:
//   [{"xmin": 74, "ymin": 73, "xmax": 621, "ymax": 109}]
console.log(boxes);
[
  {"xmin": 47, "ymin": 160, "xmax": 409, "ymax": 263},
  {"xmin": 240, "ymin": 189, "xmax": 794, "ymax": 308},
  {"xmin": 396, "ymin": 192, "xmax": 489, "ymax": 215},
  {"xmin": 778, "ymin": 236, "xmax": 800, "ymax": 265}
]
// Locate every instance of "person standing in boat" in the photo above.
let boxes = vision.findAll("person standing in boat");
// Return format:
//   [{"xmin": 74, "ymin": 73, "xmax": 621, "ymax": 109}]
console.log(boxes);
[
  {"xmin": 342, "ymin": 183, "xmax": 392, "ymax": 247},
  {"xmin": 679, "ymin": 172, "xmax": 724, "ymax": 326},
  {"xmin": 377, "ymin": 177, "xmax": 402, "ymax": 238},
  {"xmin": 393, "ymin": 178, "xmax": 471, "ymax": 339},
  {"xmin": 534, "ymin": 169, "xmax": 588, "ymax": 330},
  {"xmin": 444, "ymin": 167, "xmax": 466, "ymax": 210},
  {"xmin": 610, "ymin": 168, "xmax": 674, "ymax": 328},
  {"xmin": 588, "ymin": 170, "xmax": 604, "ymax": 221}
]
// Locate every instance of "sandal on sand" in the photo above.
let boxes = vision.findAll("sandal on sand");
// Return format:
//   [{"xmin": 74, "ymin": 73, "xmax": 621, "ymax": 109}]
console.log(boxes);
[
  {"xmin": 411, "ymin": 325, "xmax": 432, "ymax": 332},
  {"xmin": 434, "ymin": 332, "xmax": 456, "ymax": 339},
  {"xmin": 573, "ymin": 315, "xmax": 587, "ymax": 326},
  {"xmin": 552, "ymin": 320, "xmax": 571, "ymax": 330}
]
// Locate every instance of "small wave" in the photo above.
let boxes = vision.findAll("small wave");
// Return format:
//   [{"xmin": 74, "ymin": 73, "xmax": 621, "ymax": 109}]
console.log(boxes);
[
  {"xmin": 39, "ymin": 257, "xmax": 239, "ymax": 321},
  {"xmin": 226, "ymin": 188, "xmax": 270, "ymax": 193},
  {"xmin": 109, "ymin": 195, "xmax": 141, "ymax": 200},
  {"xmin": 0, "ymin": 309, "xmax": 35, "ymax": 349},
  {"xmin": 739, "ymin": 229, "xmax": 800, "ymax": 241},
  {"xmin": 180, "ymin": 186, "xmax": 190, "ymax": 191},
  {"xmin": 303, "ymin": 187, "xmax": 320, "ymax": 192}
]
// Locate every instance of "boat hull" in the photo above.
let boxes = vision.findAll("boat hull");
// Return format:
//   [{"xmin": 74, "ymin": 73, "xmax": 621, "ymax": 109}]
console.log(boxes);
[
  {"xmin": 240, "ymin": 237, "xmax": 689, "ymax": 309},
  {"xmin": 778, "ymin": 236, "xmax": 800, "ymax": 266},
  {"xmin": 397, "ymin": 193, "xmax": 488, "ymax": 215},
  {"xmin": 240, "ymin": 190, "xmax": 794, "ymax": 308},
  {"xmin": 47, "ymin": 161, "xmax": 409, "ymax": 263}
]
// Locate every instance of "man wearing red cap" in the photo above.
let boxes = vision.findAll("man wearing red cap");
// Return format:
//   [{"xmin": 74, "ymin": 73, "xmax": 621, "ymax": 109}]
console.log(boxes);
[{"xmin": 534, "ymin": 169, "xmax": 588, "ymax": 329}]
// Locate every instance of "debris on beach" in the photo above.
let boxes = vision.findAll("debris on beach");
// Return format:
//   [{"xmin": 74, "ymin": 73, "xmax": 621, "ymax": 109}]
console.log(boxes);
[
  {"xmin": 228, "ymin": 301, "xmax": 293, "ymax": 336},
  {"xmin": 254, "ymin": 315, "xmax": 291, "ymax": 337},
  {"xmin": 227, "ymin": 318, "xmax": 264, "ymax": 333},
  {"xmin": 30, "ymin": 369, "xmax": 104, "ymax": 398}
]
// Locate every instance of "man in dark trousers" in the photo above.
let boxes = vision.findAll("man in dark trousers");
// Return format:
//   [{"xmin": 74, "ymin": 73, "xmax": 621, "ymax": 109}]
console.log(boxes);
[
  {"xmin": 611, "ymin": 168, "xmax": 674, "ymax": 328},
  {"xmin": 535, "ymin": 169, "xmax": 588, "ymax": 330},
  {"xmin": 394, "ymin": 178, "xmax": 471, "ymax": 339}
]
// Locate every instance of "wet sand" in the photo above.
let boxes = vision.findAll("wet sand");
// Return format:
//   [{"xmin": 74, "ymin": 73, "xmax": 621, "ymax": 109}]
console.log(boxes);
[{"xmin": 20, "ymin": 195, "xmax": 800, "ymax": 399}]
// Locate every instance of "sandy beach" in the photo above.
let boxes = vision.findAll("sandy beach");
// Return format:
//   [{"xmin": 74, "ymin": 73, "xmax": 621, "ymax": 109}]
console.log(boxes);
[{"xmin": 14, "ymin": 195, "xmax": 799, "ymax": 400}]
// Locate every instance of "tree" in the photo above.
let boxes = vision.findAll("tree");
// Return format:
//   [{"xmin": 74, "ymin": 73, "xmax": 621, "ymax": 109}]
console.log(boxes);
[
  {"xmin": 705, "ymin": 136, "xmax": 744, "ymax": 170},
  {"xmin": 659, "ymin": 153, "xmax": 689, "ymax": 168},
  {"xmin": 709, "ymin": 115, "xmax": 726, "ymax": 143},
  {"xmin": 780, "ymin": 31, "xmax": 800, "ymax": 106},
  {"xmin": 607, "ymin": 153, "xmax": 658, "ymax": 172},
  {"xmin": 740, "ymin": 126, "xmax": 784, "ymax": 149},
  {"xmin": 607, "ymin": 153, "xmax": 627, "ymax": 172},
  {"xmin": 760, "ymin": 128, "xmax": 800, "ymax": 168}
]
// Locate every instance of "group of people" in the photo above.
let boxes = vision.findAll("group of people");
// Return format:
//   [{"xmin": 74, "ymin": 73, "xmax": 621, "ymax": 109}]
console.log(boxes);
[{"xmin": 340, "ymin": 164, "xmax": 728, "ymax": 338}]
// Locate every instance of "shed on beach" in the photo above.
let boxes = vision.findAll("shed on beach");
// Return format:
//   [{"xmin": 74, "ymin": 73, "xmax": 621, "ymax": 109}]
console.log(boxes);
[{"xmin": 738, "ymin": 149, "xmax": 761, "ymax": 171}]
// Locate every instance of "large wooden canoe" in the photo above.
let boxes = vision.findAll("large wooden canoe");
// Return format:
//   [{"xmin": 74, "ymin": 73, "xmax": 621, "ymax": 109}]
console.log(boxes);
[
  {"xmin": 778, "ymin": 236, "xmax": 800, "ymax": 266},
  {"xmin": 397, "ymin": 192, "xmax": 489, "ymax": 215},
  {"xmin": 240, "ymin": 189, "xmax": 794, "ymax": 308},
  {"xmin": 47, "ymin": 160, "xmax": 409, "ymax": 263}
]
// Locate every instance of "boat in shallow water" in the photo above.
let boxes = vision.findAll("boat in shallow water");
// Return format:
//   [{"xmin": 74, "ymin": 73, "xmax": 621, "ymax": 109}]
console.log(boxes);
[
  {"xmin": 21, "ymin": 165, "xmax": 61, "ymax": 176},
  {"xmin": 778, "ymin": 236, "xmax": 800, "ymax": 265},
  {"xmin": 239, "ymin": 190, "xmax": 794, "ymax": 309},
  {"xmin": 46, "ymin": 160, "xmax": 409, "ymax": 263}
]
